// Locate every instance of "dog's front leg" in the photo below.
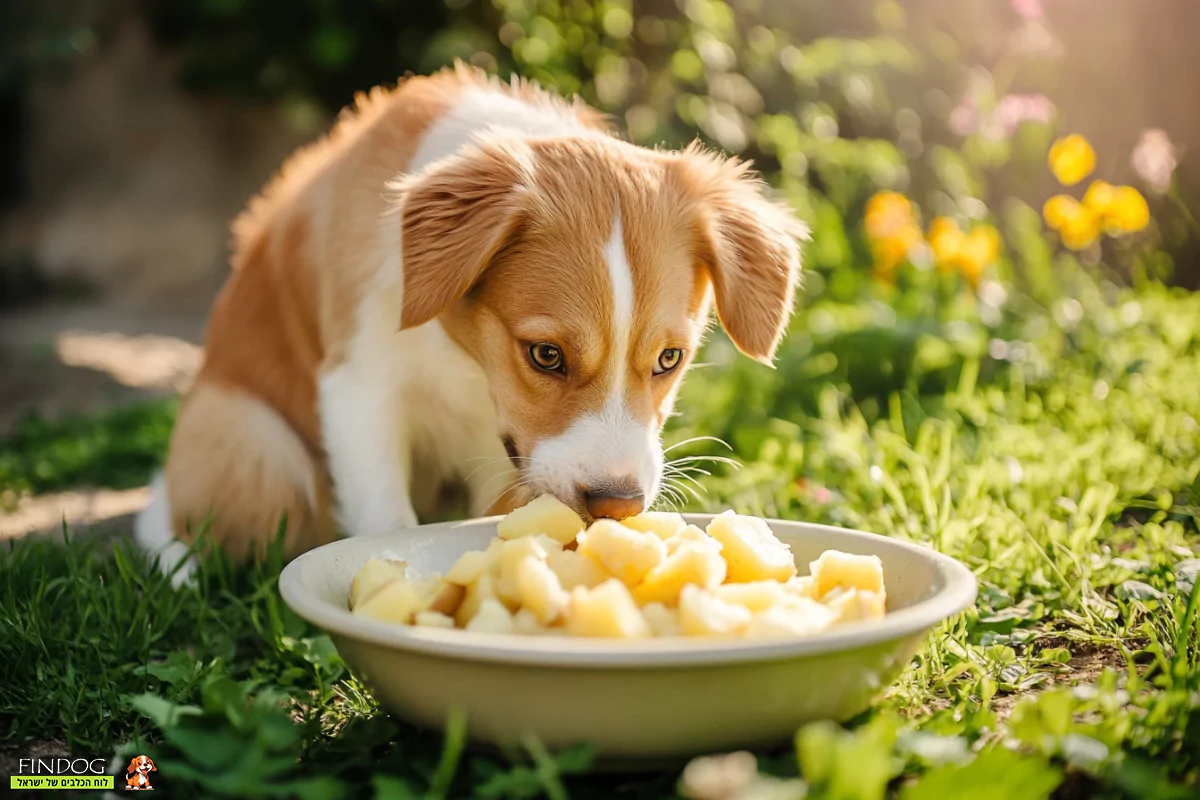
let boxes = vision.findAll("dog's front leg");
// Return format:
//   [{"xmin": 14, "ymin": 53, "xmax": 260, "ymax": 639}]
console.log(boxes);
[{"xmin": 320, "ymin": 362, "xmax": 419, "ymax": 537}]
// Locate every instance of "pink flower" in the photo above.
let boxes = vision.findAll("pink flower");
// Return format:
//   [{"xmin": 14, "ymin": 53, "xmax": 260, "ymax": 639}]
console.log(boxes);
[
  {"xmin": 1011, "ymin": 0, "xmax": 1044, "ymax": 18},
  {"xmin": 950, "ymin": 93, "xmax": 1054, "ymax": 140},
  {"xmin": 996, "ymin": 94, "xmax": 1054, "ymax": 135},
  {"xmin": 1131, "ymin": 129, "xmax": 1178, "ymax": 194}
]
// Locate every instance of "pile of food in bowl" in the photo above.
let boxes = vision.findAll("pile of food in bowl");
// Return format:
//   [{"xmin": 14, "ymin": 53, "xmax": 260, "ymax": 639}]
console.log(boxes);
[{"xmin": 348, "ymin": 495, "xmax": 887, "ymax": 639}]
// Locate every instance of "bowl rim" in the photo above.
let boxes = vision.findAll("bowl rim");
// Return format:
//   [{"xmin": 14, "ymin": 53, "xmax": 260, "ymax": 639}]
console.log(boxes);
[{"xmin": 278, "ymin": 514, "xmax": 977, "ymax": 668}]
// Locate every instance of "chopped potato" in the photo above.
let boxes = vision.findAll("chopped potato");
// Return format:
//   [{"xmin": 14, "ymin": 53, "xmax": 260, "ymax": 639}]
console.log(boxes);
[
  {"xmin": 455, "ymin": 572, "xmax": 501, "ymax": 627},
  {"xmin": 354, "ymin": 576, "xmax": 429, "ymax": 624},
  {"xmin": 706, "ymin": 511, "xmax": 798, "ymax": 583},
  {"xmin": 825, "ymin": 588, "xmax": 887, "ymax": 624},
  {"xmin": 567, "ymin": 580, "xmax": 652, "ymax": 638},
  {"xmin": 427, "ymin": 581, "xmax": 466, "ymax": 616},
  {"xmin": 633, "ymin": 543, "xmax": 727, "ymax": 606},
  {"xmin": 678, "ymin": 585, "xmax": 753, "ymax": 636},
  {"xmin": 414, "ymin": 610, "xmax": 456, "ymax": 629},
  {"xmin": 713, "ymin": 580, "xmax": 788, "ymax": 612},
  {"xmin": 622, "ymin": 512, "xmax": 687, "ymax": 540},
  {"xmin": 783, "ymin": 576, "xmax": 818, "ymax": 599},
  {"xmin": 641, "ymin": 602, "xmax": 683, "ymax": 637},
  {"xmin": 495, "ymin": 536, "xmax": 554, "ymax": 605},
  {"xmin": 497, "ymin": 494, "xmax": 586, "ymax": 544},
  {"xmin": 809, "ymin": 551, "xmax": 885, "ymax": 597},
  {"xmin": 745, "ymin": 599, "xmax": 836, "ymax": 638},
  {"xmin": 349, "ymin": 499, "xmax": 889, "ymax": 640},
  {"xmin": 465, "ymin": 598, "xmax": 516, "ymax": 634},
  {"xmin": 545, "ymin": 548, "xmax": 611, "ymax": 590},
  {"xmin": 665, "ymin": 524, "xmax": 720, "ymax": 555},
  {"xmin": 517, "ymin": 556, "xmax": 569, "ymax": 624},
  {"xmin": 576, "ymin": 519, "xmax": 667, "ymax": 586},
  {"xmin": 444, "ymin": 550, "xmax": 489, "ymax": 586},
  {"xmin": 349, "ymin": 556, "xmax": 408, "ymax": 609},
  {"xmin": 512, "ymin": 608, "xmax": 545, "ymax": 635}
]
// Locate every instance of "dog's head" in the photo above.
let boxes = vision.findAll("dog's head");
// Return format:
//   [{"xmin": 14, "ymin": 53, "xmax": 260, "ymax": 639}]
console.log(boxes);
[
  {"xmin": 394, "ymin": 134, "xmax": 805, "ymax": 519},
  {"xmin": 126, "ymin": 755, "xmax": 156, "ymax": 776}
]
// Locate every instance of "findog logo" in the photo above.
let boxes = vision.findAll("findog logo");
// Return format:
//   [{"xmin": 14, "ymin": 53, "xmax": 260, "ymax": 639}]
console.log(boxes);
[{"xmin": 124, "ymin": 755, "xmax": 157, "ymax": 791}]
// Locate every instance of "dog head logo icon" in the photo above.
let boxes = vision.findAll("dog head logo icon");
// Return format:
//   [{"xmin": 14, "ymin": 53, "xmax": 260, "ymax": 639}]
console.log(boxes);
[{"xmin": 124, "ymin": 755, "xmax": 156, "ymax": 790}]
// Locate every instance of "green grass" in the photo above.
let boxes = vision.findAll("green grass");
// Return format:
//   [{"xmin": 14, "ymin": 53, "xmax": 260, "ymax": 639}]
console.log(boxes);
[{"xmin": 2, "ymin": 277, "xmax": 1200, "ymax": 799}]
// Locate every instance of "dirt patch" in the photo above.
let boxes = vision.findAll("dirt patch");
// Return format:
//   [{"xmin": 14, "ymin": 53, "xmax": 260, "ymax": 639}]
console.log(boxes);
[
  {"xmin": 0, "ymin": 488, "xmax": 148, "ymax": 541},
  {"xmin": 991, "ymin": 643, "xmax": 1129, "ymax": 722}
]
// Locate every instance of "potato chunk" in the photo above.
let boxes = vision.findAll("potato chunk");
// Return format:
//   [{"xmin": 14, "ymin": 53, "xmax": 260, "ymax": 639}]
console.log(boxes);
[
  {"xmin": 633, "ymin": 543, "xmax": 727, "ymax": 606},
  {"xmin": 353, "ymin": 577, "xmax": 429, "ymax": 624},
  {"xmin": 808, "ymin": 551, "xmax": 885, "ymax": 597},
  {"xmin": 495, "ymin": 536, "xmax": 554, "ymax": 605},
  {"xmin": 622, "ymin": 512, "xmax": 687, "ymax": 540},
  {"xmin": 706, "ymin": 511, "xmax": 797, "ymax": 583},
  {"xmin": 641, "ymin": 602, "xmax": 682, "ymax": 637},
  {"xmin": 349, "ymin": 556, "xmax": 408, "ymax": 609},
  {"xmin": 713, "ymin": 580, "xmax": 788, "ymax": 612},
  {"xmin": 678, "ymin": 585, "xmax": 753, "ymax": 636},
  {"xmin": 444, "ymin": 550, "xmax": 489, "ymax": 586},
  {"xmin": 576, "ymin": 519, "xmax": 667, "ymax": 586},
  {"xmin": 465, "ymin": 598, "xmax": 516, "ymax": 634},
  {"xmin": 824, "ymin": 588, "xmax": 887, "ymax": 624},
  {"xmin": 545, "ymin": 548, "xmax": 611, "ymax": 590},
  {"xmin": 427, "ymin": 581, "xmax": 466, "ymax": 616},
  {"xmin": 665, "ymin": 524, "xmax": 719, "ymax": 555},
  {"xmin": 745, "ymin": 599, "xmax": 836, "ymax": 638},
  {"xmin": 566, "ymin": 580, "xmax": 652, "ymax": 638},
  {"xmin": 454, "ymin": 572, "xmax": 501, "ymax": 627},
  {"xmin": 517, "ymin": 556, "xmax": 569, "ymax": 624},
  {"xmin": 497, "ymin": 494, "xmax": 586, "ymax": 544},
  {"xmin": 414, "ymin": 610, "xmax": 456, "ymax": 629}
]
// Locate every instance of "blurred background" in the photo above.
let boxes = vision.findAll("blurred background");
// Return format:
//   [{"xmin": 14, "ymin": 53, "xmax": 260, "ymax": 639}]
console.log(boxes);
[
  {"xmin": 1, "ymin": 0, "xmax": 1198, "ymax": 531},
  {"xmin": 3, "ymin": 0, "xmax": 1199, "ymax": 311}
]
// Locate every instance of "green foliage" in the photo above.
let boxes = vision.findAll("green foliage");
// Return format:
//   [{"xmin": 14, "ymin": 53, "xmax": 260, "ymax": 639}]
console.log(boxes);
[
  {"xmin": 0, "ymin": 401, "xmax": 176, "ymax": 510},
  {"xmin": 3, "ymin": 1, "xmax": 1200, "ymax": 798}
]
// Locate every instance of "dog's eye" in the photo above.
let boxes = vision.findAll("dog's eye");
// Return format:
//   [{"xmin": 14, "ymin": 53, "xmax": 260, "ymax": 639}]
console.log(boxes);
[
  {"xmin": 655, "ymin": 348, "xmax": 683, "ymax": 375},
  {"xmin": 529, "ymin": 343, "xmax": 565, "ymax": 374}
]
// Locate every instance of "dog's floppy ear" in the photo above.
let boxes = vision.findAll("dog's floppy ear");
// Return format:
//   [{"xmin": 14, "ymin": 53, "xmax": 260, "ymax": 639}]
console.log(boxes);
[
  {"xmin": 672, "ymin": 143, "xmax": 806, "ymax": 364},
  {"xmin": 148, "ymin": 758, "xmax": 157, "ymax": 772},
  {"xmin": 392, "ymin": 139, "xmax": 535, "ymax": 331},
  {"xmin": 125, "ymin": 758, "xmax": 138, "ymax": 775}
]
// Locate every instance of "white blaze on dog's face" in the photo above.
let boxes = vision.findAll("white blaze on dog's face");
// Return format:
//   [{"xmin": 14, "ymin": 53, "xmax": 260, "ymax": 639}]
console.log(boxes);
[{"xmin": 396, "ymin": 136, "xmax": 804, "ymax": 519}]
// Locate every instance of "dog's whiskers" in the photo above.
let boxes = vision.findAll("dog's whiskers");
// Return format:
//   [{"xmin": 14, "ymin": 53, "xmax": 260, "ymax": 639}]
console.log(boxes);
[
  {"xmin": 663, "ymin": 435, "xmax": 733, "ymax": 454},
  {"xmin": 665, "ymin": 454, "xmax": 742, "ymax": 471}
]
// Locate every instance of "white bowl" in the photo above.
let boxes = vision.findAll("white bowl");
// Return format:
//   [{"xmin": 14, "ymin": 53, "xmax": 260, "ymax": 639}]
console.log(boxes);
[{"xmin": 279, "ymin": 514, "xmax": 976, "ymax": 759}]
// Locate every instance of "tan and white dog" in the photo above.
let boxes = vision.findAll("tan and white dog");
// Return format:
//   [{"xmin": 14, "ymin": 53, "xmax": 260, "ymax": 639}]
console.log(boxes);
[{"xmin": 135, "ymin": 63, "xmax": 805, "ymax": 575}]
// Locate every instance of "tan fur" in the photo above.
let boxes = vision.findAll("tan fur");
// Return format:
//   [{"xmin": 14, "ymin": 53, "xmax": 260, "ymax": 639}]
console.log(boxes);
[
  {"xmin": 165, "ymin": 382, "xmax": 336, "ymax": 558},
  {"xmin": 160, "ymin": 62, "xmax": 801, "ymax": 559}
]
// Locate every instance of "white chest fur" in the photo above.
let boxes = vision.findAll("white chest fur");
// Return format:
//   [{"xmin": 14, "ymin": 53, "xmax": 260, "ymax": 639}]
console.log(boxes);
[{"xmin": 318, "ymin": 87, "xmax": 592, "ymax": 537}]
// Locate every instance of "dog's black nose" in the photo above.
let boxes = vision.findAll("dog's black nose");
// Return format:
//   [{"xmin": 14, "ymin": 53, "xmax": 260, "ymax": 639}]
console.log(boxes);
[{"xmin": 583, "ymin": 487, "xmax": 645, "ymax": 520}]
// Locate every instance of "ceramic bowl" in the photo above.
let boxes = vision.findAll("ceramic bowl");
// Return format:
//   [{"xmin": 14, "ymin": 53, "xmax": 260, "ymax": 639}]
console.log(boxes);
[{"xmin": 279, "ymin": 514, "xmax": 976, "ymax": 759}]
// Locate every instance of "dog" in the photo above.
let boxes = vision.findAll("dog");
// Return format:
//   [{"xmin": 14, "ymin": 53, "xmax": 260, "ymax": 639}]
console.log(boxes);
[
  {"xmin": 134, "ymin": 62, "xmax": 805, "ymax": 573},
  {"xmin": 124, "ymin": 755, "xmax": 156, "ymax": 790}
]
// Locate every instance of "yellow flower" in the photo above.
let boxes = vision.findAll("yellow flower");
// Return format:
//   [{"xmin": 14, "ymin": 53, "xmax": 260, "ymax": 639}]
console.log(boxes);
[
  {"xmin": 864, "ymin": 191, "xmax": 914, "ymax": 240},
  {"xmin": 1044, "ymin": 193, "xmax": 1099, "ymax": 249},
  {"xmin": 928, "ymin": 217, "xmax": 966, "ymax": 273},
  {"xmin": 1042, "ymin": 194, "xmax": 1079, "ymax": 230},
  {"xmin": 1048, "ymin": 134, "xmax": 1096, "ymax": 186},
  {"xmin": 1059, "ymin": 204, "xmax": 1102, "ymax": 251},
  {"xmin": 957, "ymin": 227, "xmax": 1002, "ymax": 288},
  {"xmin": 1103, "ymin": 186, "xmax": 1150, "ymax": 235},
  {"xmin": 1082, "ymin": 180, "xmax": 1117, "ymax": 216},
  {"xmin": 871, "ymin": 223, "xmax": 922, "ymax": 278},
  {"xmin": 865, "ymin": 191, "xmax": 922, "ymax": 278},
  {"xmin": 926, "ymin": 217, "xmax": 1000, "ymax": 286}
]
